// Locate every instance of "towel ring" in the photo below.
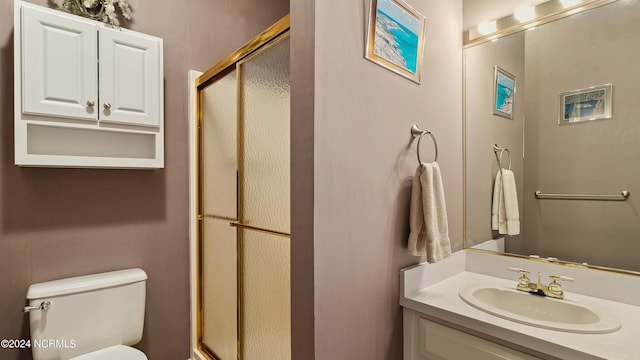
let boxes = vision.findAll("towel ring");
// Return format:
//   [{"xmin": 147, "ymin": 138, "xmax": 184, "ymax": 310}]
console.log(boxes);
[
  {"xmin": 493, "ymin": 144, "xmax": 512, "ymax": 170},
  {"xmin": 411, "ymin": 125, "xmax": 438, "ymax": 164}
]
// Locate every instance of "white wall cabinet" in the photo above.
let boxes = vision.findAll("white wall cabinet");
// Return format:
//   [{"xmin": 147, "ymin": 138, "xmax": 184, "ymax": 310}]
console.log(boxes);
[
  {"xmin": 404, "ymin": 309, "xmax": 542, "ymax": 360},
  {"xmin": 21, "ymin": 5, "xmax": 98, "ymax": 121},
  {"xmin": 14, "ymin": 0, "xmax": 164, "ymax": 168},
  {"xmin": 99, "ymin": 29, "xmax": 161, "ymax": 128}
]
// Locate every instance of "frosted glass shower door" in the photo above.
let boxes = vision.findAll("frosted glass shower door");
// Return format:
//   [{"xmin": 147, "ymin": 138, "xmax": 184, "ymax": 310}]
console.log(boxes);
[
  {"xmin": 197, "ymin": 23, "xmax": 290, "ymax": 360},
  {"xmin": 200, "ymin": 69, "xmax": 238, "ymax": 360},
  {"xmin": 237, "ymin": 35, "xmax": 290, "ymax": 360}
]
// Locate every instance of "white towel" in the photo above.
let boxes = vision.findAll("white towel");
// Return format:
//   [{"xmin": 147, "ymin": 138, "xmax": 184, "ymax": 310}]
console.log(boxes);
[
  {"xmin": 491, "ymin": 169, "xmax": 520, "ymax": 236},
  {"xmin": 491, "ymin": 172, "xmax": 506, "ymax": 233},
  {"xmin": 408, "ymin": 162, "xmax": 451, "ymax": 263}
]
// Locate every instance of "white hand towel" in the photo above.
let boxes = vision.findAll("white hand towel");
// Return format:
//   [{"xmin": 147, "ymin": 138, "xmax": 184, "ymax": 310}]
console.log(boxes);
[
  {"xmin": 408, "ymin": 162, "xmax": 452, "ymax": 263},
  {"xmin": 491, "ymin": 169, "xmax": 520, "ymax": 236},
  {"xmin": 491, "ymin": 171, "xmax": 507, "ymax": 234},
  {"xmin": 501, "ymin": 169, "xmax": 520, "ymax": 235}
]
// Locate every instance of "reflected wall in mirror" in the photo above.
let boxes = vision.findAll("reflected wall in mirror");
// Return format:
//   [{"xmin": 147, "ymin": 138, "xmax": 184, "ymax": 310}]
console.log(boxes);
[{"xmin": 464, "ymin": 0, "xmax": 640, "ymax": 272}]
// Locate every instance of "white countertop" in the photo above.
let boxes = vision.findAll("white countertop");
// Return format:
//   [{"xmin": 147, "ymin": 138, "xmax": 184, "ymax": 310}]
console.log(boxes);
[{"xmin": 401, "ymin": 270, "xmax": 640, "ymax": 360}]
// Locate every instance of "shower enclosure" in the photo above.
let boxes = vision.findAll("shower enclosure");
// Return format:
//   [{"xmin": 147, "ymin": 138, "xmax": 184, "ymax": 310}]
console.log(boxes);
[{"xmin": 194, "ymin": 16, "xmax": 290, "ymax": 360}]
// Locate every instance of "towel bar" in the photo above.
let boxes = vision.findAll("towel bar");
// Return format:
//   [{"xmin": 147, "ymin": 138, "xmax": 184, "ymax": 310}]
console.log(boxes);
[
  {"xmin": 493, "ymin": 144, "xmax": 511, "ymax": 170},
  {"xmin": 411, "ymin": 124, "xmax": 438, "ymax": 164},
  {"xmin": 534, "ymin": 190, "xmax": 630, "ymax": 201}
]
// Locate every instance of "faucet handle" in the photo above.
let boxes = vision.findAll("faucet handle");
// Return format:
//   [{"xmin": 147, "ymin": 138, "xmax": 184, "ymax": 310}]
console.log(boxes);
[
  {"xmin": 507, "ymin": 267, "xmax": 530, "ymax": 275},
  {"xmin": 508, "ymin": 268, "xmax": 533, "ymax": 292},
  {"xmin": 546, "ymin": 275, "xmax": 573, "ymax": 299},
  {"xmin": 548, "ymin": 275, "xmax": 574, "ymax": 283},
  {"xmin": 507, "ymin": 267, "xmax": 531, "ymax": 281}
]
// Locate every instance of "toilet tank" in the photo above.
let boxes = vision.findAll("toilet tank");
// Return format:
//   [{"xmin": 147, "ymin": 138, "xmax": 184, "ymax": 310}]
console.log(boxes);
[{"xmin": 26, "ymin": 268, "xmax": 147, "ymax": 360}]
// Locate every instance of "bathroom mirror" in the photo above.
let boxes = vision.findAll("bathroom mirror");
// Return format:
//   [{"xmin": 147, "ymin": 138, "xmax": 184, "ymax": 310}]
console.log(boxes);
[{"xmin": 463, "ymin": 0, "xmax": 640, "ymax": 273}]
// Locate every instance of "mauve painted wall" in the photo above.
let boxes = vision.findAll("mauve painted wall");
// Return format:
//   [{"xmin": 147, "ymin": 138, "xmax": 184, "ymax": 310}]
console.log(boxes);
[
  {"xmin": 0, "ymin": 1, "xmax": 288, "ymax": 359},
  {"xmin": 290, "ymin": 0, "xmax": 316, "ymax": 358},
  {"xmin": 305, "ymin": 0, "xmax": 463, "ymax": 358}
]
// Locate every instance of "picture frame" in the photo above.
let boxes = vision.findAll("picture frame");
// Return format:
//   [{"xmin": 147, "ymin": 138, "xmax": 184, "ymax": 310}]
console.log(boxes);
[
  {"xmin": 365, "ymin": 0, "xmax": 426, "ymax": 84},
  {"xmin": 493, "ymin": 66, "xmax": 516, "ymax": 119},
  {"xmin": 558, "ymin": 83, "xmax": 613, "ymax": 125}
]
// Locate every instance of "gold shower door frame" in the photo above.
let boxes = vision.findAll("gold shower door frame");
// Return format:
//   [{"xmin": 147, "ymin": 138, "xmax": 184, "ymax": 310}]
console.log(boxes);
[{"xmin": 195, "ymin": 15, "xmax": 290, "ymax": 360}]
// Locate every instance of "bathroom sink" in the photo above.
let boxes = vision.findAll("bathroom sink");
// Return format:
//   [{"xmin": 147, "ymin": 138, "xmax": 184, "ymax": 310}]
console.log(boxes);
[{"xmin": 459, "ymin": 284, "xmax": 621, "ymax": 334}]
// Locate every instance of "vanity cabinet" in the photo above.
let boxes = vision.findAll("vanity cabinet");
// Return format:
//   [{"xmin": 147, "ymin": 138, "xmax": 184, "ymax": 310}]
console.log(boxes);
[
  {"xmin": 14, "ymin": 0, "xmax": 164, "ymax": 168},
  {"xmin": 403, "ymin": 309, "xmax": 541, "ymax": 360}
]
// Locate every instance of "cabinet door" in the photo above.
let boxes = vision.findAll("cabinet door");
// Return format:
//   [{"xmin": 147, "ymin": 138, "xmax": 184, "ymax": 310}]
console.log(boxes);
[
  {"xmin": 99, "ymin": 28, "xmax": 162, "ymax": 127},
  {"xmin": 22, "ymin": 5, "xmax": 98, "ymax": 121},
  {"xmin": 418, "ymin": 318, "xmax": 541, "ymax": 360}
]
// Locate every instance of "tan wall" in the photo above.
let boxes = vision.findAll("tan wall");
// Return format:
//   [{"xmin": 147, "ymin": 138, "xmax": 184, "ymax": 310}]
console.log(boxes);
[
  {"xmin": 293, "ymin": 0, "xmax": 463, "ymax": 358},
  {"xmin": 0, "ymin": 1, "xmax": 288, "ymax": 359},
  {"xmin": 522, "ymin": 1, "xmax": 640, "ymax": 270}
]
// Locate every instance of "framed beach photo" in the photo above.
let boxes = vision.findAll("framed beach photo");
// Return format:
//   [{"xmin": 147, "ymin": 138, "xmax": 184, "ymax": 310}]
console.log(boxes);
[
  {"xmin": 365, "ymin": 0, "xmax": 426, "ymax": 84},
  {"xmin": 493, "ymin": 66, "xmax": 516, "ymax": 119},
  {"xmin": 558, "ymin": 83, "xmax": 613, "ymax": 125}
]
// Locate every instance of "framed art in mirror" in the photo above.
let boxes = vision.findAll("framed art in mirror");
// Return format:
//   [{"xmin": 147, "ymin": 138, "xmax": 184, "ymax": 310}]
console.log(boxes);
[
  {"xmin": 558, "ymin": 83, "xmax": 612, "ymax": 125},
  {"xmin": 493, "ymin": 66, "xmax": 515, "ymax": 119}
]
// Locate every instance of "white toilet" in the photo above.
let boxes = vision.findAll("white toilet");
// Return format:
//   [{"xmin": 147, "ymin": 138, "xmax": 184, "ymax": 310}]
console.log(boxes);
[{"xmin": 25, "ymin": 268, "xmax": 148, "ymax": 360}]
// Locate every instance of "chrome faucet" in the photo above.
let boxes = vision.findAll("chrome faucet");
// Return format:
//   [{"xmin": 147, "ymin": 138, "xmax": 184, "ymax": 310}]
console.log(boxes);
[{"xmin": 508, "ymin": 268, "xmax": 574, "ymax": 299}]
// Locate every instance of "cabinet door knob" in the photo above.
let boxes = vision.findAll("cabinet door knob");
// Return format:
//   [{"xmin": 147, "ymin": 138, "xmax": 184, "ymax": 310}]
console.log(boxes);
[
  {"xmin": 103, "ymin": 103, "xmax": 112, "ymax": 110},
  {"xmin": 86, "ymin": 100, "xmax": 95, "ymax": 107}
]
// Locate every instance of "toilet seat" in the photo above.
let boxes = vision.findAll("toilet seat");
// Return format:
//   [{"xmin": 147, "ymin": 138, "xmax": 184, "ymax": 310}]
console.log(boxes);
[{"xmin": 70, "ymin": 345, "xmax": 147, "ymax": 360}]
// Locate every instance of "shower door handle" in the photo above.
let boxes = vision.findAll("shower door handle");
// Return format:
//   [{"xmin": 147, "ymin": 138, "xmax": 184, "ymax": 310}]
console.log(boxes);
[{"xmin": 229, "ymin": 222, "xmax": 290, "ymax": 238}]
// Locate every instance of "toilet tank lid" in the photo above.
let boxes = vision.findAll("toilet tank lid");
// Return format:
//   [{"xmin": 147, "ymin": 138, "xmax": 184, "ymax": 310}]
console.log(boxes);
[{"xmin": 27, "ymin": 268, "xmax": 147, "ymax": 299}]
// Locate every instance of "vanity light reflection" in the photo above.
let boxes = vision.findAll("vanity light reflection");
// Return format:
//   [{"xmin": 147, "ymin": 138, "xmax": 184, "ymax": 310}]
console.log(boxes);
[
  {"xmin": 514, "ymin": 5, "xmax": 536, "ymax": 22},
  {"xmin": 561, "ymin": 0, "xmax": 583, "ymax": 6},
  {"xmin": 477, "ymin": 20, "xmax": 497, "ymax": 35},
  {"xmin": 468, "ymin": 0, "xmax": 599, "ymax": 43}
]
